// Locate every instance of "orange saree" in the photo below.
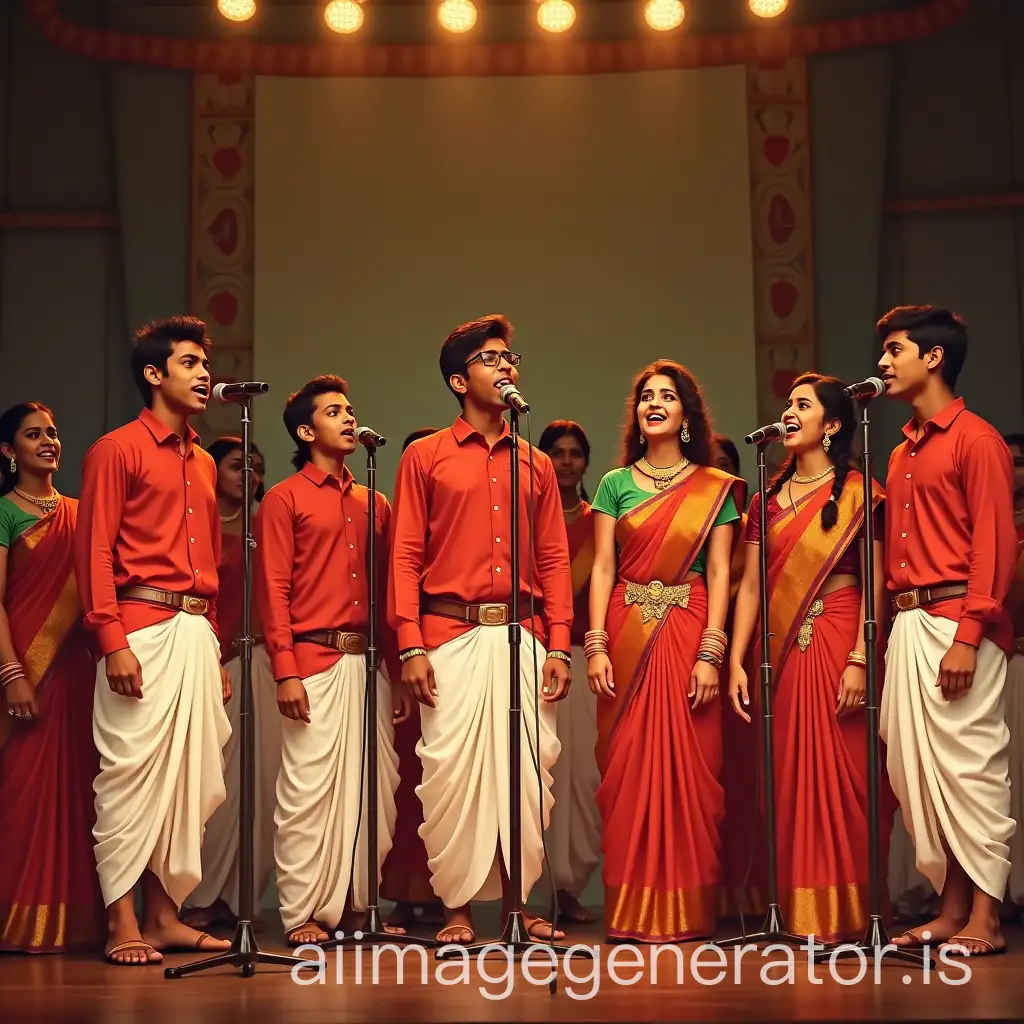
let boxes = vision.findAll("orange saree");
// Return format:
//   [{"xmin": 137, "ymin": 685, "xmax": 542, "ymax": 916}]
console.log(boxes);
[
  {"xmin": 596, "ymin": 467, "xmax": 744, "ymax": 943},
  {"xmin": 567, "ymin": 505, "xmax": 595, "ymax": 644},
  {"xmin": 0, "ymin": 498, "xmax": 104, "ymax": 952},
  {"xmin": 750, "ymin": 472, "xmax": 891, "ymax": 942}
]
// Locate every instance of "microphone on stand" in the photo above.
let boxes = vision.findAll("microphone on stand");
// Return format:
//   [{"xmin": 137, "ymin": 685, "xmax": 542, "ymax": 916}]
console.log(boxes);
[
  {"xmin": 212, "ymin": 381, "xmax": 270, "ymax": 403},
  {"xmin": 499, "ymin": 383, "xmax": 531, "ymax": 414},
  {"xmin": 843, "ymin": 376, "xmax": 887, "ymax": 399},
  {"xmin": 744, "ymin": 421, "xmax": 798, "ymax": 446},
  {"xmin": 355, "ymin": 426, "xmax": 387, "ymax": 449}
]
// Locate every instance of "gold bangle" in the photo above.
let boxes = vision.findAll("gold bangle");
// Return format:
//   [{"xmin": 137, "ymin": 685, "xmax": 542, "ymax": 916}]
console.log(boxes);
[
  {"xmin": 547, "ymin": 650, "xmax": 572, "ymax": 664},
  {"xmin": 399, "ymin": 647, "xmax": 427, "ymax": 663}
]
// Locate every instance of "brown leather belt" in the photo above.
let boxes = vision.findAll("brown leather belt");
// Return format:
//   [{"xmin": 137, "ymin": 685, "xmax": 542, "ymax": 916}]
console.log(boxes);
[
  {"xmin": 891, "ymin": 582, "xmax": 968, "ymax": 616},
  {"xmin": 422, "ymin": 597, "xmax": 540, "ymax": 627},
  {"xmin": 293, "ymin": 630, "xmax": 367, "ymax": 654},
  {"xmin": 118, "ymin": 585, "xmax": 210, "ymax": 616}
]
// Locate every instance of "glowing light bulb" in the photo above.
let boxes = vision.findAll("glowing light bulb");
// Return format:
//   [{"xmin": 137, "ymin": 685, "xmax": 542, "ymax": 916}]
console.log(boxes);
[
  {"xmin": 644, "ymin": 0, "xmax": 684, "ymax": 31},
  {"xmin": 537, "ymin": 0, "xmax": 575, "ymax": 32},
  {"xmin": 748, "ymin": 0, "xmax": 788, "ymax": 17},
  {"xmin": 325, "ymin": 0, "xmax": 364, "ymax": 33},
  {"xmin": 438, "ymin": 0, "xmax": 477, "ymax": 32},
  {"xmin": 217, "ymin": 0, "xmax": 256, "ymax": 21}
]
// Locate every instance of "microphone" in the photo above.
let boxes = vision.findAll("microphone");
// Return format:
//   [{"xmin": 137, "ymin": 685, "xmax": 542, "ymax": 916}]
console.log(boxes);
[
  {"xmin": 744, "ymin": 421, "xmax": 798, "ymax": 446},
  {"xmin": 843, "ymin": 376, "xmax": 886, "ymax": 399},
  {"xmin": 355, "ymin": 426, "xmax": 386, "ymax": 449},
  {"xmin": 499, "ymin": 384, "xmax": 530, "ymax": 414},
  {"xmin": 211, "ymin": 381, "xmax": 269, "ymax": 403}
]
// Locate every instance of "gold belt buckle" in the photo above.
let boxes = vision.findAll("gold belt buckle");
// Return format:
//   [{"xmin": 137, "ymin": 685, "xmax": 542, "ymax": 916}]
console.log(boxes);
[
  {"xmin": 624, "ymin": 579, "xmax": 691, "ymax": 624},
  {"xmin": 338, "ymin": 632, "xmax": 365, "ymax": 654},
  {"xmin": 477, "ymin": 603, "xmax": 509, "ymax": 626},
  {"xmin": 894, "ymin": 589, "xmax": 920, "ymax": 612},
  {"xmin": 797, "ymin": 599, "xmax": 825, "ymax": 652},
  {"xmin": 182, "ymin": 595, "xmax": 209, "ymax": 615}
]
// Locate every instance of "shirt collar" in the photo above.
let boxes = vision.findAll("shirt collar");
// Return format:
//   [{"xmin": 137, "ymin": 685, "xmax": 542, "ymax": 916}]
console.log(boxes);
[
  {"xmin": 450, "ymin": 414, "xmax": 510, "ymax": 447},
  {"xmin": 300, "ymin": 461, "xmax": 354, "ymax": 492},
  {"xmin": 138, "ymin": 406, "xmax": 199, "ymax": 449},
  {"xmin": 901, "ymin": 396, "xmax": 966, "ymax": 442}
]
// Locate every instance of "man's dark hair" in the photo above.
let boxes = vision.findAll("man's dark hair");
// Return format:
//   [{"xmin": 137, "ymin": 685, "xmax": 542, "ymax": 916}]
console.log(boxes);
[
  {"xmin": 283, "ymin": 375, "xmax": 349, "ymax": 471},
  {"xmin": 130, "ymin": 316, "xmax": 211, "ymax": 407},
  {"xmin": 438, "ymin": 314, "xmax": 513, "ymax": 401},
  {"xmin": 875, "ymin": 305, "xmax": 968, "ymax": 389}
]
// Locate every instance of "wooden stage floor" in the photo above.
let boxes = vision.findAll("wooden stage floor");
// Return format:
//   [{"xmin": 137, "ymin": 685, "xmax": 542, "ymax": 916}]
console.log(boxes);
[{"xmin": 2, "ymin": 913, "xmax": 1022, "ymax": 1023}]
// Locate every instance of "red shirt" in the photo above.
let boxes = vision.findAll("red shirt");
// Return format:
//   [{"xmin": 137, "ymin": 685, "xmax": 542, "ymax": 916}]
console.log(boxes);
[
  {"xmin": 256, "ymin": 462, "xmax": 392, "ymax": 682},
  {"xmin": 388, "ymin": 415, "xmax": 573, "ymax": 653},
  {"xmin": 75, "ymin": 407, "xmax": 221, "ymax": 658},
  {"xmin": 885, "ymin": 397, "xmax": 1017, "ymax": 655}
]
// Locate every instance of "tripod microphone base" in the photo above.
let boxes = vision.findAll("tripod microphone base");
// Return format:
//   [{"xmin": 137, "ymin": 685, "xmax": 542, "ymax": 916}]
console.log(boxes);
[
  {"xmin": 164, "ymin": 918, "xmax": 319, "ymax": 979},
  {"xmin": 319, "ymin": 906, "xmax": 439, "ymax": 949},
  {"xmin": 435, "ymin": 911, "xmax": 591, "ymax": 960},
  {"xmin": 714, "ymin": 903, "xmax": 807, "ymax": 948},
  {"xmin": 810, "ymin": 915, "xmax": 932, "ymax": 967}
]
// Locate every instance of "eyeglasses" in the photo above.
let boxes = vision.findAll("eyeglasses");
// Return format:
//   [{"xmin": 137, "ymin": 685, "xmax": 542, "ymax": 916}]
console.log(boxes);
[{"xmin": 465, "ymin": 350, "xmax": 522, "ymax": 369}]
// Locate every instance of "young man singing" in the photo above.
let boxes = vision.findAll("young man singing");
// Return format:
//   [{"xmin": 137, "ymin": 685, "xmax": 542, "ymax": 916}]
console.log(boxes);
[
  {"xmin": 256, "ymin": 375, "xmax": 410, "ymax": 947},
  {"xmin": 877, "ymin": 305, "xmax": 1018, "ymax": 957},
  {"xmin": 75, "ymin": 317, "xmax": 233, "ymax": 966},
  {"xmin": 388, "ymin": 314, "xmax": 573, "ymax": 945}
]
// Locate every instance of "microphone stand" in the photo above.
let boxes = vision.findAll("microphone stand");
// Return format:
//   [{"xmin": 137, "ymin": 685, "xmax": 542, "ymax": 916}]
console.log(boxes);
[
  {"xmin": 321, "ymin": 440, "xmax": 435, "ymax": 953},
  {"xmin": 715, "ymin": 442, "xmax": 805, "ymax": 951},
  {"xmin": 437, "ymin": 406, "xmax": 584, "ymax": 966},
  {"xmin": 810, "ymin": 398, "xmax": 930, "ymax": 969},
  {"xmin": 167, "ymin": 394, "xmax": 317, "ymax": 980}
]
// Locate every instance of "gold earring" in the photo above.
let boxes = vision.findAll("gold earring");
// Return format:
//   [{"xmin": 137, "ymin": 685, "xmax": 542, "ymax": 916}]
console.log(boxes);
[
  {"xmin": 681, "ymin": 420, "xmax": 690, "ymax": 444},
  {"xmin": 640, "ymin": 433, "xmax": 647, "ymax": 445},
  {"xmin": 7, "ymin": 457, "xmax": 14, "ymax": 475},
  {"xmin": 822, "ymin": 433, "xmax": 832, "ymax": 453}
]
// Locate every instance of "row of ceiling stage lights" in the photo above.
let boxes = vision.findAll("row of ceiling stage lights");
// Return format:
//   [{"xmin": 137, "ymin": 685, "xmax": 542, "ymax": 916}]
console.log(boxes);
[{"xmin": 217, "ymin": 0, "xmax": 789, "ymax": 36}]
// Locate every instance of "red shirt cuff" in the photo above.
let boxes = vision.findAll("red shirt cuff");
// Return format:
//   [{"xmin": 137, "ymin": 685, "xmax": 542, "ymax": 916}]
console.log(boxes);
[
  {"xmin": 547, "ymin": 624, "xmax": 571, "ymax": 654},
  {"xmin": 269, "ymin": 648, "xmax": 300, "ymax": 682},
  {"xmin": 96, "ymin": 623, "xmax": 129, "ymax": 658},
  {"xmin": 397, "ymin": 622, "xmax": 425, "ymax": 652},
  {"xmin": 954, "ymin": 618, "xmax": 985, "ymax": 649}
]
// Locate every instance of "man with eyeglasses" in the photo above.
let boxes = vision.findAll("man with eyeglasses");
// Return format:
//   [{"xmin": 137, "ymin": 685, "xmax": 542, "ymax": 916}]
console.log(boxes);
[{"xmin": 387, "ymin": 313, "xmax": 573, "ymax": 947}]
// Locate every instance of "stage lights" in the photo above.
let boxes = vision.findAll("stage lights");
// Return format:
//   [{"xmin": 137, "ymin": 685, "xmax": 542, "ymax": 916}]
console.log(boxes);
[
  {"xmin": 325, "ymin": 0, "xmax": 364, "ymax": 33},
  {"xmin": 644, "ymin": 0, "xmax": 684, "ymax": 31},
  {"xmin": 748, "ymin": 0, "xmax": 788, "ymax": 16},
  {"xmin": 537, "ymin": 0, "xmax": 575, "ymax": 33},
  {"xmin": 216, "ymin": 0, "xmax": 256, "ymax": 21},
  {"xmin": 438, "ymin": 0, "xmax": 477, "ymax": 32}
]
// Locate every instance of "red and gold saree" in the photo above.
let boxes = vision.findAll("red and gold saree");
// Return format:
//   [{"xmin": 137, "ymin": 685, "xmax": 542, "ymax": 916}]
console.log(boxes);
[
  {"xmin": 596, "ymin": 467, "xmax": 744, "ymax": 942},
  {"xmin": 567, "ymin": 505, "xmax": 595, "ymax": 646},
  {"xmin": 753, "ymin": 471, "xmax": 891, "ymax": 942},
  {"xmin": 0, "ymin": 497, "xmax": 104, "ymax": 952}
]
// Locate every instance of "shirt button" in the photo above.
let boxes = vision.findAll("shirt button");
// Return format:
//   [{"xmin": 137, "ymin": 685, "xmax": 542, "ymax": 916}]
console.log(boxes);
[
  {"xmin": 354, "ymin": 600, "xmax": 360, "ymax": 606},
  {"xmin": 496, "ymin": 537, "xmax": 501, "ymax": 543},
  {"xmin": 187, "ymin": 480, "xmax": 191, "ymax": 486},
  {"xmin": 495, "ymin": 566, "xmax": 502, "ymax": 573},
  {"xmin": 493, "ymin": 505, "xmax": 499, "ymax": 511},
  {"xmin": 352, "ymin": 572, "xmax": 357, "ymax": 579},
  {"xmin": 190, "ymin": 537, "xmax": 195, "ymax": 543},
  {"xmin": 188, "ymin": 507, "xmax": 193, "ymax": 514},
  {"xmin": 194, "ymin": 569, "xmax": 200, "ymax": 576},
  {"xmin": 901, "ymin": 532, "xmax": 907, "ymax": 538},
  {"xmin": 911, "ymin": 452, "xmax": 916, "ymax": 457},
  {"xmin": 905, "ymin": 503, "xmax": 910, "ymax": 509},
  {"xmin": 905, "ymin": 474, "xmax": 911, "ymax": 479},
  {"xmin": 492, "ymin": 478, "xmax": 497, "ymax": 484},
  {"xmin": 349, "ymin": 543, "xmax": 355, "ymax": 550},
  {"xmin": 347, "ymin": 517, "xmax": 352, "ymax": 523},
  {"xmin": 900, "ymin": 562, "xmax": 906, "ymax": 568}
]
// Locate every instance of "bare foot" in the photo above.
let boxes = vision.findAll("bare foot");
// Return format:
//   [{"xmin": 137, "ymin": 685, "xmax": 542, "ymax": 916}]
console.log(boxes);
[
  {"xmin": 557, "ymin": 890, "xmax": 597, "ymax": 923},
  {"xmin": 145, "ymin": 917, "xmax": 232, "ymax": 953},
  {"xmin": 436, "ymin": 907, "xmax": 475, "ymax": 945},
  {"xmin": 524, "ymin": 914, "xmax": 565, "ymax": 941},
  {"xmin": 287, "ymin": 921, "xmax": 330, "ymax": 946},
  {"xmin": 891, "ymin": 915, "xmax": 965, "ymax": 948}
]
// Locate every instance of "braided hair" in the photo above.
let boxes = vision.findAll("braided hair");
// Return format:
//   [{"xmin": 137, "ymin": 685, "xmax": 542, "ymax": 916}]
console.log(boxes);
[
  {"xmin": 767, "ymin": 373, "xmax": 855, "ymax": 531},
  {"xmin": 538, "ymin": 420, "xmax": 591, "ymax": 502}
]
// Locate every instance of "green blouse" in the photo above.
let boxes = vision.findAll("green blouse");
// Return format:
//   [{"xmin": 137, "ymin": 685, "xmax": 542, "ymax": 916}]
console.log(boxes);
[
  {"xmin": 591, "ymin": 467, "xmax": 740, "ymax": 576},
  {"xmin": 0, "ymin": 495, "xmax": 40, "ymax": 549}
]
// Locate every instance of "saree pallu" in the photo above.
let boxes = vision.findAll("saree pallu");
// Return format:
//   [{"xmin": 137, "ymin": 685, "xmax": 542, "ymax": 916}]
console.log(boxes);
[
  {"xmin": 596, "ymin": 467, "xmax": 742, "ymax": 943},
  {"xmin": 0, "ymin": 499, "xmax": 105, "ymax": 952}
]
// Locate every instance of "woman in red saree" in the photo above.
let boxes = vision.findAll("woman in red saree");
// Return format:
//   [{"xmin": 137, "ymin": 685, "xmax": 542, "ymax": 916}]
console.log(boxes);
[
  {"xmin": 587, "ymin": 362, "xmax": 745, "ymax": 943},
  {"xmin": 0, "ymin": 402, "xmax": 104, "ymax": 952},
  {"xmin": 728, "ymin": 373, "xmax": 891, "ymax": 944},
  {"xmin": 539, "ymin": 420, "xmax": 601, "ymax": 925}
]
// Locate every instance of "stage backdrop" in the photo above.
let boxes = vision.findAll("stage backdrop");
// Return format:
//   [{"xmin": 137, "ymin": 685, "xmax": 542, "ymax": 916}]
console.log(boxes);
[{"xmin": 253, "ymin": 67, "xmax": 758, "ymax": 495}]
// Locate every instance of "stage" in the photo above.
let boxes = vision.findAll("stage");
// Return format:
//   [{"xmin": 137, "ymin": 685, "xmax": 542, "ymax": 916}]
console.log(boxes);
[{"xmin": 2, "ymin": 914, "xmax": 1021, "ymax": 1023}]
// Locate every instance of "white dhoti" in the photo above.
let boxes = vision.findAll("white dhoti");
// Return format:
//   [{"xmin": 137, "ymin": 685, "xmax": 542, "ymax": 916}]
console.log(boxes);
[
  {"xmin": 274, "ymin": 654, "xmax": 399, "ymax": 933},
  {"xmin": 92, "ymin": 612, "xmax": 231, "ymax": 908},
  {"xmin": 880, "ymin": 609, "xmax": 1015, "ymax": 900},
  {"xmin": 417, "ymin": 626, "xmax": 561, "ymax": 908},
  {"xmin": 545, "ymin": 645, "xmax": 601, "ymax": 896},
  {"xmin": 186, "ymin": 644, "xmax": 281, "ymax": 917},
  {"xmin": 1005, "ymin": 653, "xmax": 1024, "ymax": 903}
]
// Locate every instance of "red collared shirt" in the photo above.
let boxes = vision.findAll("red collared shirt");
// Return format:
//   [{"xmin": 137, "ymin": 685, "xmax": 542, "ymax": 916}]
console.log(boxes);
[
  {"xmin": 885, "ymin": 397, "xmax": 1016, "ymax": 655},
  {"xmin": 75, "ymin": 407, "xmax": 221, "ymax": 657},
  {"xmin": 387, "ymin": 415, "xmax": 573, "ymax": 653},
  {"xmin": 256, "ymin": 462, "xmax": 392, "ymax": 681}
]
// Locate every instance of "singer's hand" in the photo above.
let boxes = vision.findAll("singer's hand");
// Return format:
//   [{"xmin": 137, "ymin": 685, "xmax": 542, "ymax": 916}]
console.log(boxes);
[
  {"xmin": 587, "ymin": 653, "xmax": 614, "ymax": 698},
  {"xmin": 689, "ymin": 659, "xmax": 719, "ymax": 708},
  {"xmin": 401, "ymin": 654, "xmax": 437, "ymax": 708},
  {"xmin": 105, "ymin": 648, "xmax": 144, "ymax": 699},
  {"xmin": 542, "ymin": 656, "xmax": 570, "ymax": 701},
  {"xmin": 277, "ymin": 677, "xmax": 311, "ymax": 723},
  {"xmin": 391, "ymin": 683, "xmax": 413, "ymax": 724},
  {"xmin": 728, "ymin": 660, "xmax": 751, "ymax": 723},
  {"xmin": 220, "ymin": 666, "xmax": 232, "ymax": 705},
  {"xmin": 836, "ymin": 665, "xmax": 865, "ymax": 716},
  {"xmin": 937, "ymin": 641, "xmax": 977, "ymax": 701}
]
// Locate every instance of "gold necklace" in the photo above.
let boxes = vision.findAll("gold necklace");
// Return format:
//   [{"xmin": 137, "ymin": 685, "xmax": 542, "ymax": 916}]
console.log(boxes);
[
  {"xmin": 13, "ymin": 486, "xmax": 61, "ymax": 515},
  {"xmin": 220, "ymin": 507, "xmax": 242, "ymax": 524},
  {"xmin": 791, "ymin": 466, "xmax": 835, "ymax": 485},
  {"xmin": 635, "ymin": 456, "xmax": 689, "ymax": 490},
  {"xmin": 563, "ymin": 501, "xmax": 584, "ymax": 519}
]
